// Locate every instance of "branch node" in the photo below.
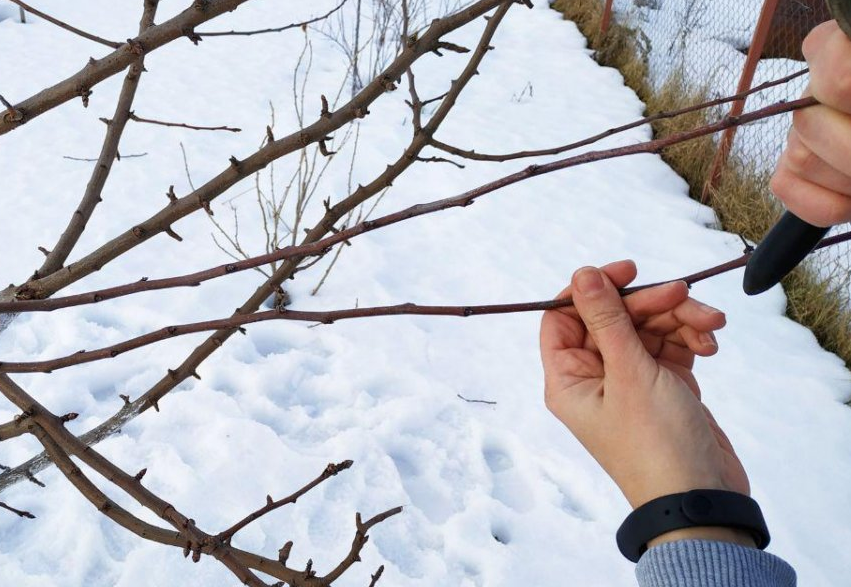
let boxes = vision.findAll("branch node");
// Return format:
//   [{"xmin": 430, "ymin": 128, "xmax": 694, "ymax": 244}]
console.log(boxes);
[
  {"xmin": 320, "ymin": 95, "xmax": 331, "ymax": 118},
  {"xmin": 319, "ymin": 139, "xmax": 336, "ymax": 157},
  {"xmin": 278, "ymin": 540, "xmax": 293, "ymax": 565},
  {"xmin": 182, "ymin": 26, "xmax": 203, "ymax": 45},
  {"xmin": 79, "ymin": 87, "xmax": 92, "ymax": 108},
  {"xmin": 134, "ymin": 468, "xmax": 147, "ymax": 481},
  {"xmin": 125, "ymin": 38, "xmax": 145, "ymax": 56},
  {"xmin": 165, "ymin": 227, "xmax": 183, "ymax": 242},
  {"xmin": 132, "ymin": 226, "xmax": 147, "ymax": 239},
  {"xmin": 198, "ymin": 194, "xmax": 213, "ymax": 215},
  {"xmin": 119, "ymin": 394, "xmax": 131, "ymax": 406},
  {"xmin": 166, "ymin": 185, "xmax": 177, "ymax": 203}
]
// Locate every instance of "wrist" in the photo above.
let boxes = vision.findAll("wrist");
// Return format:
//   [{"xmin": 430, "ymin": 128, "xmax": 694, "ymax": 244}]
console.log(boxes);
[{"xmin": 647, "ymin": 526, "xmax": 758, "ymax": 549}]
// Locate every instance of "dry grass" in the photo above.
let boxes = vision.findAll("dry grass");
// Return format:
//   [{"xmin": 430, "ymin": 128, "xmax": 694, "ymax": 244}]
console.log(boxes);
[{"xmin": 552, "ymin": 0, "xmax": 851, "ymax": 375}]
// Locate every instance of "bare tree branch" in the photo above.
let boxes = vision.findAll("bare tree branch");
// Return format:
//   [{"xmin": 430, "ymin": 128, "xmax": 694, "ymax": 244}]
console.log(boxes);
[
  {"xmin": 10, "ymin": 0, "xmax": 506, "ymax": 304},
  {"xmin": 36, "ymin": 0, "xmax": 160, "ymax": 278},
  {"xmin": 217, "ymin": 460, "xmax": 354, "ymax": 542},
  {"xmin": 0, "ymin": 374, "xmax": 400, "ymax": 585},
  {"xmin": 322, "ymin": 508, "xmax": 404, "ymax": 584},
  {"xmin": 129, "ymin": 112, "xmax": 241, "ymax": 132},
  {"xmin": 199, "ymin": 0, "xmax": 350, "ymax": 37},
  {"xmin": 428, "ymin": 68, "xmax": 809, "ymax": 162},
  {"xmin": 0, "ymin": 0, "xmax": 511, "ymax": 494},
  {"xmin": 0, "ymin": 415, "xmax": 30, "ymax": 441},
  {"xmin": 0, "ymin": 501, "xmax": 35, "ymax": 519},
  {"xmin": 3, "ymin": 228, "xmax": 850, "ymax": 374},
  {"xmin": 0, "ymin": 0, "xmax": 254, "ymax": 136},
  {"xmin": 8, "ymin": 0, "xmax": 122, "ymax": 48},
  {"xmin": 0, "ymin": 94, "xmax": 818, "ymax": 316}
]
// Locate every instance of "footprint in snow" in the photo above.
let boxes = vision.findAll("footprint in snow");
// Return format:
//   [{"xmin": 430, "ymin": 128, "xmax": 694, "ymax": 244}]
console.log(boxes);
[
  {"xmin": 389, "ymin": 451, "xmax": 455, "ymax": 524},
  {"xmin": 482, "ymin": 445, "xmax": 534, "ymax": 513}
]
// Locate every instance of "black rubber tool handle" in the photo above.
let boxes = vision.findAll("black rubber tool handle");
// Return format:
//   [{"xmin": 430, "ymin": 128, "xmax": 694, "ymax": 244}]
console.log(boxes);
[
  {"xmin": 743, "ymin": 213, "xmax": 829, "ymax": 295},
  {"xmin": 742, "ymin": 0, "xmax": 851, "ymax": 296}
]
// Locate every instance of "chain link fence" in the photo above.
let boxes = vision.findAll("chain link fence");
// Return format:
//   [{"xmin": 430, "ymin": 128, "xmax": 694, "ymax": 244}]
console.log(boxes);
[
  {"xmin": 555, "ymin": 0, "xmax": 851, "ymax": 364},
  {"xmin": 609, "ymin": 0, "xmax": 831, "ymax": 172}
]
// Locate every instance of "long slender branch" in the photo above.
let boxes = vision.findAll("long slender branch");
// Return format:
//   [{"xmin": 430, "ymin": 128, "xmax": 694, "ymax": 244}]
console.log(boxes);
[
  {"xmin": 0, "ymin": 0, "xmax": 253, "ymax": 136},
  {"xmin": 0, "ymin": 95, "xmax": 818, "ymax": 315},
  {"xmin": 9, "ymin": 0, "xmax": 122, "ymax": 48},
  {"xmin": 3, "ymin": 229, "xmax": 849, "ymax": 374},
  {"xmin": 428, "ymin": 69, "xmax": 809, "ymax": 162},
  {"xmin": 199, "ymin": 0, "xmax": 350, "ymax": 37},
  {"xmin": 129, "ymin": 112, "xmax": 241, "ymax": 132},
  {"xmin": 36, "ymin": 0, "xmax": 160, "ymax": 279}
]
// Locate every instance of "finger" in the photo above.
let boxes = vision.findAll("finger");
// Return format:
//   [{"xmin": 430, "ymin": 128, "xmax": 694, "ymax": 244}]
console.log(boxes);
[
  {"xmin": 676, "ymin": 325, "xmax": 719, "ymax": 357},
  {"xmin": 770, "ymin": 165, "xmax": 851, "ymax": 227},
  {"xmin": 779, "ymin": 128, "xmax": 851, "ymax": 197},
  {"xmin": 641, "ymin": 298, "xmax": 727, "ymax": 335},
  {"xmin": 578, "ymin": 281, "xmax": 689, "ymax": 354},
  {"xmin": 790, "ymin": 105, "xmax": 851, "ymax": 188},
  {"xmin": 571, "ymin": 266, "xmax": 655, "ymax": 381},
  {"xmin": 656, "ymin": 338, "xmax": 695, "ymax": 370},
  {"xmin": 803, "ymin": 20, "xmax": 851, "ymax": 114},
  {"xmin": 550, "ymin": 259, "xmax": 638, "ymax": 316},
  {"xmin": 622, "ymin": 280, "xmax": 690, "ymax": 322}
]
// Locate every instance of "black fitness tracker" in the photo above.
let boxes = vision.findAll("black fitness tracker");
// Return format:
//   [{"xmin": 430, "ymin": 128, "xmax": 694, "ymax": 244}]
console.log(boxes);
[{"xmin": 616, "ymin": 489, "xmax": 771, "ymax": 563}]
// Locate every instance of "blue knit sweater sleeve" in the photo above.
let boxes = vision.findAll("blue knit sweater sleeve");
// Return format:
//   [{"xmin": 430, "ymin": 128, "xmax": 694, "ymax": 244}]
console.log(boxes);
[{"xmin": 636, "ymin": 540, "xmax": 796, "ymax": 587}]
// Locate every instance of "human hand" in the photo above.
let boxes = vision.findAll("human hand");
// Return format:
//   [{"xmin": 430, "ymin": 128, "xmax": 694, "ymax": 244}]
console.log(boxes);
[
  {"xmin": 540, "ymin": 261, "xmax": 754, "ymax": 547},
  {"xmin": 770, "ymin": 20, "xmax": 851, "ymax": 227}
]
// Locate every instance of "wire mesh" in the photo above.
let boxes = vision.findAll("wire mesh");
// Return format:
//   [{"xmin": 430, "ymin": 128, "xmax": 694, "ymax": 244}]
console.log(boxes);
[{"xmin": 599, "ymin": 0, "xmax": 849, "ymax": 299}]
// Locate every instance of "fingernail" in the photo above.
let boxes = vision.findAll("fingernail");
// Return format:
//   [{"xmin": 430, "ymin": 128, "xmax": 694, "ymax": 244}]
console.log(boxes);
[
  {"xmin": 698, "ymin": 302, "xmax": 721, "ymax": 315},
  {"xmin": 699, "ymin": 332, "xmax": 718, "ymax": 348},
  {"xmin": 575, "ymin": 268, "xmax": 604, "ymax": 295}
]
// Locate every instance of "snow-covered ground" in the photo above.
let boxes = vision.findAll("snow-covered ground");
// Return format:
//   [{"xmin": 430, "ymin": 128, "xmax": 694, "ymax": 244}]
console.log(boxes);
[{"xmin": 1, "ymin": 1, "xmax": 850, "ymax": 585}]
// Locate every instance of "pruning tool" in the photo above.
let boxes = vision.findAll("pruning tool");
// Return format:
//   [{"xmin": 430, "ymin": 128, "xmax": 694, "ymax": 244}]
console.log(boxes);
[{"xmin": 742, "ymin": 0, "xmax": 851, "ymax": 295}]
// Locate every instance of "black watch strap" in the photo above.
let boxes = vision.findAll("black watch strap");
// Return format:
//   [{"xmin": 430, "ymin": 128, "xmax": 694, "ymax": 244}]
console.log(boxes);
[{"xmin": 616, "ymin": 489, "xmax": 771, "ymax": 563}]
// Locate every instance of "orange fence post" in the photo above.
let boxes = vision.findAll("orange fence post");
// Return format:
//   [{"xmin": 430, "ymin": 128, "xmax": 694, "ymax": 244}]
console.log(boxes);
[
  {"xmin": 700, "ymin": 0, "xmax": 780, "ymax": 204},
  {"xmin": 601, "ymin": 0, "xmax": 614, "ymax": 35}
]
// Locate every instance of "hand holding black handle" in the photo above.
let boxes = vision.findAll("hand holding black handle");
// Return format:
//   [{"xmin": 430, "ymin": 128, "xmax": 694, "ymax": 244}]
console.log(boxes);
[{"xmin": 742, "ymin": 0, "xmax": 851, "ymax": 296}]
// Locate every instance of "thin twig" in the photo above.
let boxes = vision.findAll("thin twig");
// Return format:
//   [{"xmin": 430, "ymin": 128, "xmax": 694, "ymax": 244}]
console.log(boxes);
[
  {"xmin": 8, "ymin": 0, "xmax": 121, "ymax": 48},
  {"xmin": 199, "ymin": 0, "xmax": 350, "ymax": 37},
  {"xmin": 457, "ymin": 394, "xmax": 497, "ymax": 405},
  {"xmin": 129, "ymin": 112, "xmax": 241, "ymax": 132},
  {"xmin": 217, "ymin": 460, "xmax": 353, "ymax": 542},
  {"xmin": 63, "ymin": 153, "xmax": 147, "ymax": 162},
  {"xmin": 0, "ymin": 501, "xmax": 35, "ymax": 519},
  {"xmin": 429, "ymin": 69, "xmax": 810, "ymax": 162}
]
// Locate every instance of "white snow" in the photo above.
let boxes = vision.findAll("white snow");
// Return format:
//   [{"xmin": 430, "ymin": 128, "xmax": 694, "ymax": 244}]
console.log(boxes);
[{"xmin": 0, "ymin": 1, "xmax": 850, "ymax": 586}]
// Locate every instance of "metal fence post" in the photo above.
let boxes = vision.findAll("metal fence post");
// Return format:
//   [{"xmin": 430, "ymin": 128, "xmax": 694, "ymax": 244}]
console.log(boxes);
[{"xmin": 700, "ymin": 0, "xmax": 780, "ymax": 204}]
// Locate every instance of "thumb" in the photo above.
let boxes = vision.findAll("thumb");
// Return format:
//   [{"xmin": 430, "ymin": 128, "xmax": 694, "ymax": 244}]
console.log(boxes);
[{"xmin": 571, "ymin": 267, "xmax": 654, "ymax": 378}]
